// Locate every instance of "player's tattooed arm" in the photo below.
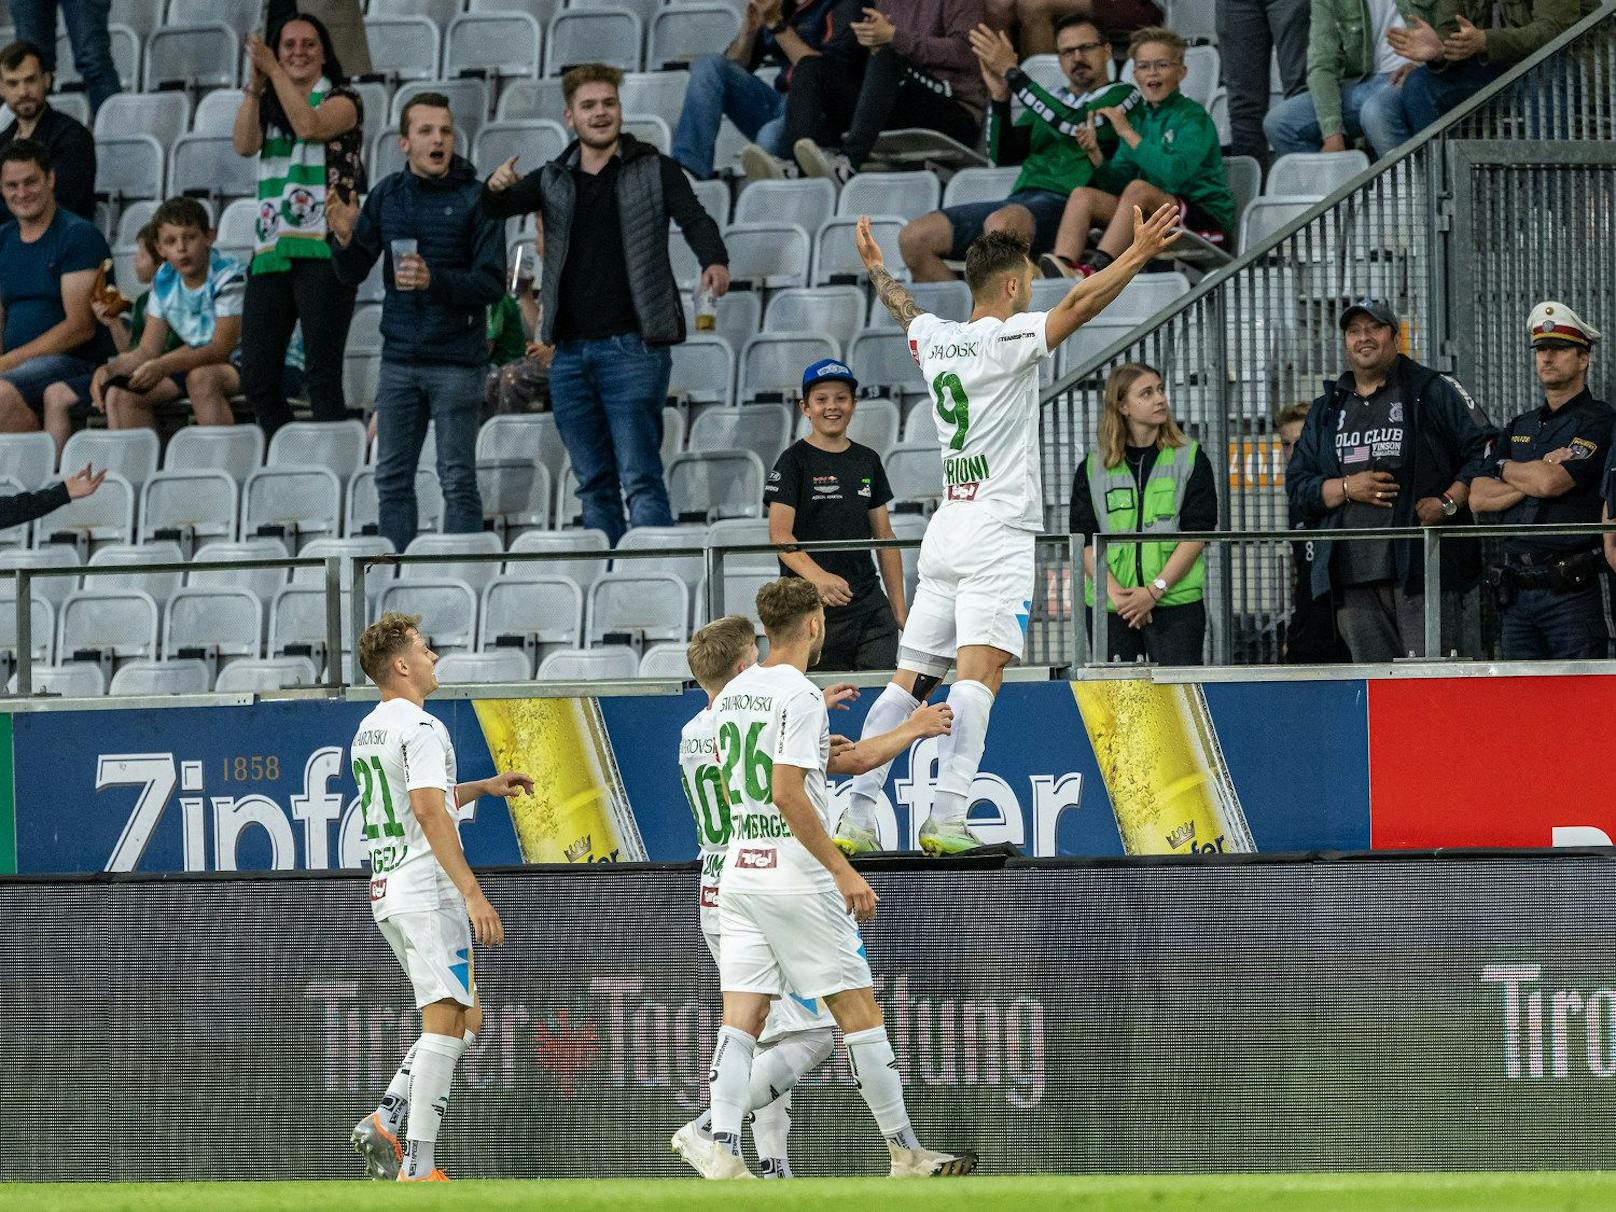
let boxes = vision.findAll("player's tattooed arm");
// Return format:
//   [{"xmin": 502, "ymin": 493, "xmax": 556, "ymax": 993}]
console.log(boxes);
[{"xmin": 855, "ymin": 215, "xmax": 925, "ymax": 328}]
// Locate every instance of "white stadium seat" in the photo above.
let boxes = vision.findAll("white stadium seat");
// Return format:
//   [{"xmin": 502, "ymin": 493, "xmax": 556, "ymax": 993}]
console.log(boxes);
[
  {"xmin": 163, "ymin": 585, "xmax": 263, "ymax": 665},
  {"xmin": 537, "ymin": 645, "xmax": 639, "ymax": 680},
  {"xmin": 435, "ymin": 649, "xmax": 532, "ymax": 684},
  {"xmin": 186, "ymin": 537, "xmax": 291, "ymax": 605},
  {"xmin": 506, "ymin": 529, "xmax": 611, "ymax": 593},
  {"xmin": 739, "ymin": 333, "xmax": 840, "ymax": 402},
  {"xmin": 445, "ymin": 12, "xmax": 543, "ymax": 81},
  {"xmin": 243, "ymin": 467, "xmax": 343, "ymax": 551},
  {"xmin": 365, "ymin": 15, "xmax": 443, "ymax": 82},
  {"xmin": 377, "ymin": 578, "xmax": 479, "ymax": 652},
  {"xmin": 545, "ymin": 9, "xmax": 642, "ymax": 75},
  {"xmin": 836, "ymin": 171, "xmax": 940, "ymax": 221},
  {"xmin": 0, "ymin": 433, "xmax": 57, "ymax": 490},
  {"xmin": 733, "ymin": 178, "xmax": 836, "ymax": 236},
  {"xmin": 648, "ymin": 6, "xmax": 738, "ymax": 68},
  {"xmin": 145, "ymin": 23, "xmax": 237, "ymax": 91},
  {"xmin": 213, "ymin": 655, "xmax": 321, "ymax": 693},
  {"xmin": 588, "ymin": 570, "xmax": 689, "ymax": 645},
  {"xmin": 638, "ymin": 642, "xmax": 691, "ymax": 679},
  {"xmin": 109, "ymin": 657, "xmax": 211, "ymax": 696},
  {"xmin": 87, "ymin": 542, "xmax": 184, "ymax": 609},
  {"xmin": 140, "ymin": 470, "xmax": 239, "ymax": 551},
  {"xmin": 688, "ymin": 405, "xmax": 791, "ymax": 470},
  {"xmin": 267, "ymin": 420, "xmax": 368, "ymax": 484},
  {"xmin": 401, "ymin": 532, "xmax": 504, "ymax": 594},
  {"xmin": 62, "ymin": 429, "xmax": 158, "ymax": 491},
  {"xmin": 479, "ymin": 573, "xmax": 585, "ymax": 672},
  {"xmin": 763, "ymin": 286, "xmax": 865, "ymax": 351},
  {"xmin": 666, "ymin": 450, "xmax": 766, "ymax": 522}
]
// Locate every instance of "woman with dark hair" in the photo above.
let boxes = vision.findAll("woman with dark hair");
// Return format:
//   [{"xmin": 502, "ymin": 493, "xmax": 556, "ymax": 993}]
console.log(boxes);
[
  {"xmin": 1069, "ymin": 361, "xmax": 1218, "ymax": 665},
  {"xmin": 233, "ymin": 12, "xmax": 364, "ymax": 434}
]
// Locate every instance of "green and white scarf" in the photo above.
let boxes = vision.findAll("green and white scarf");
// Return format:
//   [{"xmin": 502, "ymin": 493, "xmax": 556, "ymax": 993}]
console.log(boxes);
[{"xmin": 252, "ymin": 76, "xmax": 337, "ymax": 274}]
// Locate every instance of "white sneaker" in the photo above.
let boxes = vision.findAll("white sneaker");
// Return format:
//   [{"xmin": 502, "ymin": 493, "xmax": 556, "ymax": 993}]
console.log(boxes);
[
  {"xmin": 708, "ymin": 1149, "xmax": 757, "ymax": 1180},
  {"xmin": 740, "ymin": 142, "xmax": 789, "ymax": 183},
  {"xmin": 793, "ymin": 138, "xmax": 853, "ymax": 185},
  {"xmin": 888, "ymin": 1144, "xmax": 979, "ymax": 1177},
  {"xmin": 670, "ymin": 1117, "xmax": 724, "ymax": 1178}
]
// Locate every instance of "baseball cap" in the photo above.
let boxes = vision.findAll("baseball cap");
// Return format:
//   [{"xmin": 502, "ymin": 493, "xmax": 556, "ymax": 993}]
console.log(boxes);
[
  {"xmin": 800, "ymin": 358, "xmax": 859, "ymax": 397},
  {"xmin": 1339, "ymin": 298, "xmax": 1399, "ymax": 330},
  {"xmin": 1528, "ymin": 300, "xmax": 1601, "ymax": 349}
]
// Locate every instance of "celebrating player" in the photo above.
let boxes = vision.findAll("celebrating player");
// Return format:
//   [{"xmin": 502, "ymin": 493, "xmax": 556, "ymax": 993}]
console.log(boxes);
[
  {"xmin": 347, "ymin": 612, "xmax": 534, "ymax": 1182},
  {"xmin": 836, "ymin": 206, "xmax": 1181, "ymax": 856},
  {"xmin": 704, "ymin": 580, "xmax": 971, "ymax": 1180}
]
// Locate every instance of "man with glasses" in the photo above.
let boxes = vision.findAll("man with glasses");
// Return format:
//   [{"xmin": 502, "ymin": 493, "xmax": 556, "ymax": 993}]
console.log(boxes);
[
  {"xmin": 899, "ymin": 17, "xmax": 1140, "ymax": 281},
  {"xmin": 1038, "ymin": 26, "xmax": 1234, "ymax": 278}
]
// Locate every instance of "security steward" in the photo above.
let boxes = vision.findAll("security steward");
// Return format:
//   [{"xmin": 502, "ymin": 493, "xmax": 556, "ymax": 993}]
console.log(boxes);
[{"xmin": 1470, "ymin": 302, "xmax": 1615, "ymax": 660}]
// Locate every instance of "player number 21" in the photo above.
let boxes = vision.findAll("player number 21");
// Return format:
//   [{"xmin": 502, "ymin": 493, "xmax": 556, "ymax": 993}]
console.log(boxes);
[
  {"xmin": 718, "ymin": 720, "xmax": 772, "ymax": 802},
  {"xmin": 352, "ymin": 756, "xmax": 405, "ymax": 840},
  {"xmin": 932, "ymin": 371, "xmax": 970, "ymax": 450}
]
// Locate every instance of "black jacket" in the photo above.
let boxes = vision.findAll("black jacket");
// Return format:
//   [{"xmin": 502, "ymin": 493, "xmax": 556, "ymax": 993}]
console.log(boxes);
[
  {"xmin": 328, "ymin": 154, "xmax": 505, "ymax": 367},
  {"xmin": 0, "ymin": 481, "xmax": 70, "ymax": 531},
  {"xmin": 1286, "ymin": 354, "xmax": 1498, "ymax": 597},
  {"xmin": 0, "ymin": 105, "xmax": 96, "ymax": 223},
  {"xmin": 481, "ymin": 134, "xmax": 727, "ymax": 346}
]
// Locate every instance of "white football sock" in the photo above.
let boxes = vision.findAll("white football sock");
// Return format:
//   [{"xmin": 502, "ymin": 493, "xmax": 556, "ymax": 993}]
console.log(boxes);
[
  {"xmin": 846, "ymin": 683, "xmax": 919, "ymax": 830},
  {"xmin": 692, "ymin": 1108, "xmax": 713, "ymax": 1137},
  {"xmin": 845, "ymin": 1026, "xmax": 920, "ymax": 1148},
  {"xmin": 376, "ymin": 1039, "xmax": 418, "ymax": 1135},
  {"xmin": 708, "ymin": 1026, "xmax": 757, "ymax": 1152},
  {"xmin": 929, "ymin": 679, "xmax": 994, "ymax": 826},
  {"xmin": 402, "ymin": 1032, "xmax": 465, "ymax": 1177},
  {"xmin": 748, "ymin": 1027, "xmax": 833, "ymax": 1110},
  {"xmin": 750, "ymin": 1091, "xmax": 792, "ymax": 1166}
]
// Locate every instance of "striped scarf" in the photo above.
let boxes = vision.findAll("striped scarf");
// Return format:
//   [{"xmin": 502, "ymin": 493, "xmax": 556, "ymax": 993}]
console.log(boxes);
[{"xmin": 252, "ymin": 77, "xmax": 336, "ymax": 273}]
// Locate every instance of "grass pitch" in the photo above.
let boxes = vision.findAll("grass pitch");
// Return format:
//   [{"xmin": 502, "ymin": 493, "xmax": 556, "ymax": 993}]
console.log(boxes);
[{"xmin": 8, "ymin": 1174, "xmax": 1616, "ymax": 1211}]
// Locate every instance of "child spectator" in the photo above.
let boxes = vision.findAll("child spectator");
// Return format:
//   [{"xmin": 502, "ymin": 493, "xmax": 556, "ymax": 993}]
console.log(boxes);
[
  {"xmin": 1040, "ymin": 26, "xmax": 1234, "ymax": 278},
  {"xmin": 95, "ymin": 197, "xmax": 246, "ymax": 435},
  {"xmin": 484, "ymin": 242, "xmax": 550, "ymax": 419}
]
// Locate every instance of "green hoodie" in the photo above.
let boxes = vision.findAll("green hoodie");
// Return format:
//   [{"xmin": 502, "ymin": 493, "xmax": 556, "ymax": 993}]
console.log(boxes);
[
  {"xmin": 1093, "ymin": 90, "xmax": 1236, "ymax": 235},
  {"xmin": 986, "ymin": 72, "xmax": 1142, "ymax": 197}
]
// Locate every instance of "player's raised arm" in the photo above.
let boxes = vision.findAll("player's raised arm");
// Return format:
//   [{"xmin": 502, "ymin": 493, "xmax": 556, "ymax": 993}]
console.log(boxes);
[
  {"xmin": 771, "ymin": 762, "xmax": 879, "ymax": 921},
  {"xmin": 856, "ymin": 215, "xmax": 926, "ymax": 329},
  {"xmin": 408, "ymin": 784, "xmax": 504, "ymax": 946},
  {"xmin": 829, "ymin": 703, "xmax": 952, "ymax": 776},
  {"xmin": 1044, "ymin": 202, "xmax": 1180, "ymax": 350}
]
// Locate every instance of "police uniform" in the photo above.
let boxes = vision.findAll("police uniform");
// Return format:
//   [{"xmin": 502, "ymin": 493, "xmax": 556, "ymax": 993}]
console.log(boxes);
[{"xmin": 1487, "ymin": 302, "xmax": 1615, "ymax": 660}]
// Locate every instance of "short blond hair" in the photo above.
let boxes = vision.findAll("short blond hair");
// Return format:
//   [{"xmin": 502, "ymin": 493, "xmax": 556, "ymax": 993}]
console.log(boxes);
[
  {"xmin": 358, "ymin": 611, "xmax": 420, "ymax": 683},
  {"xmin": 755, "ymin": 577, "xmax": 822, "ymax": 638},
  {"xmin": 687, "ymin": 615, "xmax": 756, "ymax": 690},
  {"xmin": 562, "ymin": 63, "xmax": 623, "ymax": 105},
  {"xmin": 1128, "ymin": 25, "xmax": 1187, "ymax": 61}
]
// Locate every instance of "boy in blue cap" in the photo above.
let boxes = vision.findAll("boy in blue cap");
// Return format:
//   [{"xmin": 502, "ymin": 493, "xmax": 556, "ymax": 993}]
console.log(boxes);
[{"xmin": 763, "ymin": 358, "xmax": 907, "ymax": 670}]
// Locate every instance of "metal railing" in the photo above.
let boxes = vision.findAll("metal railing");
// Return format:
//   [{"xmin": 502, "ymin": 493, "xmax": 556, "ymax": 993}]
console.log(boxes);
[{"xmin": 1034, "ymin": 1, "xmax": 1616, "ymax": 668}]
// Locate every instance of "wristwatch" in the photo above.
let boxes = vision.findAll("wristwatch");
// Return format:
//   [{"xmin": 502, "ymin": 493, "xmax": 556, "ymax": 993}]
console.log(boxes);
[
  {"xmin": 1151, "ymin": 578, "xmax": 1168, "ymax": 597},
  {"xmin": 1440, "ymin": 492, "xmax": 1458, "ymax": 517}
]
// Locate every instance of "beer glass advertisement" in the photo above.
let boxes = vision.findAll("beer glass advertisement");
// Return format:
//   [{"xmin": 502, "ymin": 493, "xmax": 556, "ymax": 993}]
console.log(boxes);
[{"xmin": 4, "ymin": 679, "xmax": 1370, "ymax": 875}]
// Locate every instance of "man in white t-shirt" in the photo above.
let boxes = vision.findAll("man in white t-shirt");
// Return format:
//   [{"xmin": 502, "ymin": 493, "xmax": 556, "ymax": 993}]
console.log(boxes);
[
  {"xmin": 835, "ymin": 206, "xmax": 1179, "ymax": 856},
  {"xmin": 347, "ymin": 611, "xmax": 534, "ymax": 1183},
  {"xmin": 703, "ymin": 577, "xmax": 970, "ymax": 1180}
]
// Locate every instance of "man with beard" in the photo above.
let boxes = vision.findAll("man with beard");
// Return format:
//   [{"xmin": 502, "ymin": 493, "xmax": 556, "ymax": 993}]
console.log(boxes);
[
  {"xmin": 482, "ymin": 64, "xmax": 729, "ymax": 545},
  {"xmin": 0, "ymin": 41, "xmax": 94, "ymax": 223},
  {"xmin": 1470, "ymin": 302, "xmax": 1614, "ymax": 660}
]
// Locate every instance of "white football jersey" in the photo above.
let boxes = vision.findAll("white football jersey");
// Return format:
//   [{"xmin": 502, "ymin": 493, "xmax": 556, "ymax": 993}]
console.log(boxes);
[
  {"xmin": 349, "ymin": 697, "xmax": 461, "ymax": 922},
  {"xmin": 907, "ymin": 309, "xmax": 1051, "ymax": 532},
  {"xmin": 713, "ymin": 662, "xmax": 832, "ymax": 897},
  {"xmin": 678, "ymin": 704, "xmax": 729, "ymax": 929}
]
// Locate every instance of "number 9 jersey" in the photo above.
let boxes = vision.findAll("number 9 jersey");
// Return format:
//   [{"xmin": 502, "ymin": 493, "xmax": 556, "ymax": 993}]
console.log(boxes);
[
  {"xmin": 907, "ymin": 309, "xmax": 1050, "ymax": 531},
  {"xmin": 349, "ymin": 697, "xmax": 462, "ymax": 923}
]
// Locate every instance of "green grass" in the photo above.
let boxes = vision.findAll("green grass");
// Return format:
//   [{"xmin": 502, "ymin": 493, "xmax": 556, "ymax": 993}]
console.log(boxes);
[{"xmin": 9, "ymin": 1174, "xmax": 1616, "ymax": 1212}]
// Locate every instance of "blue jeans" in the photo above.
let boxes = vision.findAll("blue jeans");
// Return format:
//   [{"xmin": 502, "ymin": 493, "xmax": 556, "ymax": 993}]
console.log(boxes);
[
  {"xmin": 941, "ymin": 188, "xmax": 1068, "ymax": 257},
  {"xmin": 549, "ymin": 333, "xmax": 673, "ymax": 544},
  {"xmin": 1396, "ymin": 57, "xmax": 1504, "ymax": 135},
  {"xmin": 375, "ymin": 360, "xmax": 484, "ymax": 555},
  {"xmin": 1264, "ymin": 73, "xmax": 1405, "ymax": 159},
  {"xmin": 11, "ymin": 0, "xmax": 120, "ymax": 112},
  {"xmin": 672, "ymin": 53, "xmax": 787, "ymax": 180},
  {"xmin": 1501, "ymin": 583, "xmax": 1613, "ymax": 661}
]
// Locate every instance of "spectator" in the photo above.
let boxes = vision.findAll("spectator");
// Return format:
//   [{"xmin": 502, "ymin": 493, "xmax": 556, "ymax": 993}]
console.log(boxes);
[
  {"xmin": 326, "ymin": 93, "xmax": 504, "ymax": 556},
  {"xmin": 988, "ymin": 0, "xmax": 1162, "ymax": 59},
  {"xmin": 899, "ymin": 19, "xmax": 1140, "ymax": 280},
  {"xmin": 92, "ymin": 198, "xmax": 245, "ymax": 438},
  {"xmin": 1040, "ymin": 27, "xmax": 1234, "ymax": 278},
  {"xmin": 673, "ymin": 0, "xmax": 866, "ymax": 182},
  {"xmin": 0, "ymin": 461, "xmax": 106, "ymax": 529},
  {"xmin": 1070, "ymin": 362, "xmax": 1216, "ymax": 664},
  {"xmin": 40, "ymin": 221, "xmax": 178, "ymax": 455},
  {"xmin": 1218, "ymin": 0, "xmax": 1311, "ymax": 165},
  {"xmin": 1384, "ymin": 1, "xmax": 1587, "ymax": 137},
  {"xmin": 233, "ymin": 12, "xmax": 364, "ymax": 436},
  {"xmin": 265, "ymin": 0, "xmax": 373, "ymax": 77},
  {"xmin": 0, "ymin": 140, "xmax": 114, "ymax": 435},
  {"xmin": 1470, "ymin": 302, "xmax": 1613, "ymax": 660},
  {"xmin": 1285, "ymin": 299, "xmax": 1496, "ymax": 661},
  {"xmin": 765, "ymin": 358, "xmax": 907, "ymax": 670},
  {"xmin": 483, "ymin": 244, "xmax": 551, "ymax": 419},
  {"xmin": 789, "ymin": 0, "xmax": 989, "ymax": 183},
  {"xmin": 1263, "ymin": 0, "xmax": 1413, "ymax": 158},
  {"xmin": 0, "ymin": 41, "xmax": 95, "ymax": 223},
  {"xmin": 7, "ymin": 0, "xmax": 119, "ymax": 114},
  {"xmin": 481, "ymin": 65, "xmax": 730, "ymax": 545},
  {"xmin": 1277, "ymin": 401, "xmax": 1351, "ymax": 661}
]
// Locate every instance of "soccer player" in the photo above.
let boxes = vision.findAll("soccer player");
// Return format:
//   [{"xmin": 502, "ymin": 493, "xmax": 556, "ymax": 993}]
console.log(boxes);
[
  {"xmin": 347, "ymin": 612, "xmax": 534, "ymax": 1182},
  {"xmin": 675, "ymin": 613, "xmax": 954, "ymax": 1178},
  {"xmin": 834, "ymin": 205, "xmax": 1180, "ymax": 856},
  {"xmin": 704, "ymin": 579, "xmax": 971, "ymax": 1180}
]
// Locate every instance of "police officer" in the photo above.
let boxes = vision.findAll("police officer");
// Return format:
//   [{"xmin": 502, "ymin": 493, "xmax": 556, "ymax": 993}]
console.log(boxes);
[{"xmin": 1470, "ymin": 302, "xmax": 1615, "ymax": 660}]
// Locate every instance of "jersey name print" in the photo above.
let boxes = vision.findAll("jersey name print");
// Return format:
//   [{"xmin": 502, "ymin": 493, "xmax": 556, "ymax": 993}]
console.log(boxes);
[{"xmin": 908, "ymin": 309, "xmax": 1052, "ymax": 532}]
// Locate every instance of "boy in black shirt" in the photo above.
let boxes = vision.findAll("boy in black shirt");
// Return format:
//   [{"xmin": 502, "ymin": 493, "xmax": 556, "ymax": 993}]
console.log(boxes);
[{"xmin": 764, "ymin": 359, "xmax": 907, "ymax": 670}]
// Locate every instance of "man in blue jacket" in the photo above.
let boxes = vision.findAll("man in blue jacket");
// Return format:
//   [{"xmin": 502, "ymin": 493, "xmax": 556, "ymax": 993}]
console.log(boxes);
[
  {"xmin": 1286, "ymin": 299, "xmax": 1496, "ymax": 660},
  {"xmin": 326, "ymin": 93, "xmax": 505, "ymax": 555}
]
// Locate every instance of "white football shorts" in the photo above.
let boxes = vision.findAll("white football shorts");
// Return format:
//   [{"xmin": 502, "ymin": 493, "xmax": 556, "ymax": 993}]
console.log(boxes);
[
  {"xmin": 900, "ymin": 506, "xmax": 1036, "ymax": 670},
  {"xmin": 718, "ymin": 887, "xmax": 873, "ymax": 1002},
  {"xmin": 703, "ymin": 917, "xmax": 838, "ymax": 1038},
  {"xmin": 378, "ymin": 907, "xmax": 476, "ymax": 1009}
]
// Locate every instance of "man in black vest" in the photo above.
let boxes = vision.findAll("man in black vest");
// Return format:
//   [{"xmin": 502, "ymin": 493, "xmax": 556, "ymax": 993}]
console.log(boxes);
[
  {"xmin": 1471, "ymin": 301, "xmax": 1614, "ymax": 660},
  {"xmin": 482, "ymin": 64, "xmax": 730, "ymax": 545}
]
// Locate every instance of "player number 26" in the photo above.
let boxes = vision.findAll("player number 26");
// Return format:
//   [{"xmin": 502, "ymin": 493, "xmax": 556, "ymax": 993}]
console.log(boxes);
[{"xmin": 719, "ymin": 720, "xmax": 773, "ymax": 802}]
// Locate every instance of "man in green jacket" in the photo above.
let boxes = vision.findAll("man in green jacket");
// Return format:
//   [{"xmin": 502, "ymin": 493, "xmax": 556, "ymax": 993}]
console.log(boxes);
[
  {"xmin": 898, "ymin": 15, "xmax": 1140, "ymax": 281},
  {"xmin": 1039, "ymin": 25, "xmax": 1234, "ymax": 278}
]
